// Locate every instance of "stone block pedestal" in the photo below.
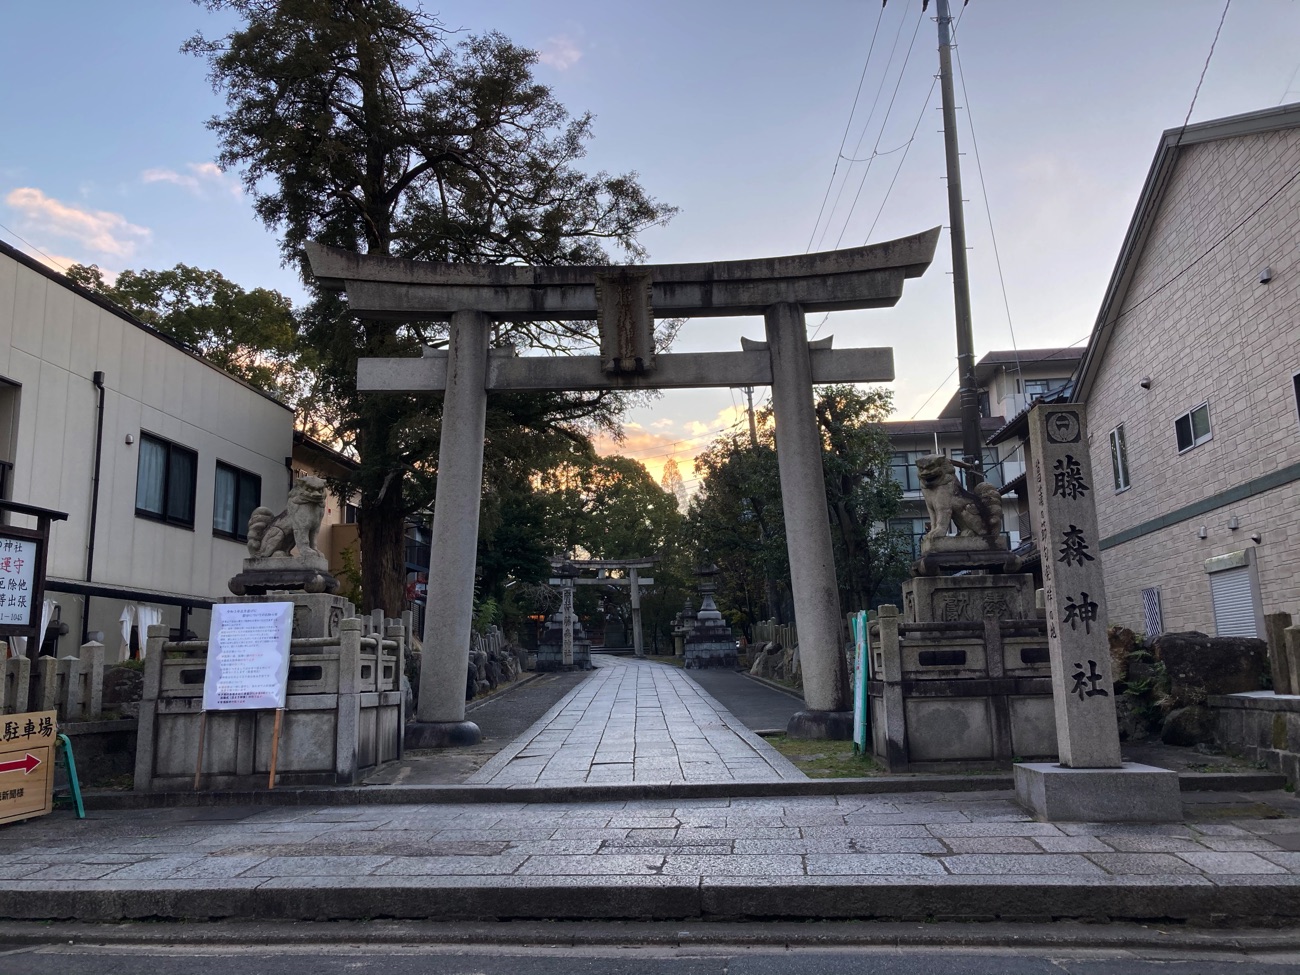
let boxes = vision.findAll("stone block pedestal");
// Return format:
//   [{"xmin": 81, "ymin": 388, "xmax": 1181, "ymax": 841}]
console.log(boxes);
[{"xmin": 1014, "ymin": 762, "xmax": 1182, "ymax": 823}]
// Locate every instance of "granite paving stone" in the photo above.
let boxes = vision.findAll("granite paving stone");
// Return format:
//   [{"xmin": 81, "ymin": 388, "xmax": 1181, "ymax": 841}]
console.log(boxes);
[
  {"xmin": 804, "ymin": 853, "xmax": 948, "ymax": 876},
  {"xmin": 1175, "ymin": 851, "xmax": 1290, "ymax": 874},
  {"xmin": 941, "ymin": 854, "xmax": 1108, "ymax": 875},
  {"xmin": 1085, "ymin": 853, "xmax": 1203, "ymax": 875}
]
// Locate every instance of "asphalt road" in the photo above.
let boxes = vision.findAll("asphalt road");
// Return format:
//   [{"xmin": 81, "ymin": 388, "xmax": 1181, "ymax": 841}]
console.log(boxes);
[
  {"xmin": 3, "ymin": 941, "xmax": 1299, "ymax": 974},
  {"xmin": 678, "ymin": 666, "xmax": 802, "ymax": 734}
]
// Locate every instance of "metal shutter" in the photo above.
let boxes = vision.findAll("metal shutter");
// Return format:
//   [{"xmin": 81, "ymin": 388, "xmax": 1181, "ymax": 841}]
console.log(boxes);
[{"xmin": 1210, "ymin": 566, "xmax": 1258, "ymax": 637}]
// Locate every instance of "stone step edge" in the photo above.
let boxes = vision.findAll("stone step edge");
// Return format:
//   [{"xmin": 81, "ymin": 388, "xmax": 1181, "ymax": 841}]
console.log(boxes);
[
  {"xmin": 76, "ymin": 770, "xmax": 1285, "ymax": 810},
  {"xmin": 3, "ymin": 878, "xmax": 1298, "ymax": 925}
]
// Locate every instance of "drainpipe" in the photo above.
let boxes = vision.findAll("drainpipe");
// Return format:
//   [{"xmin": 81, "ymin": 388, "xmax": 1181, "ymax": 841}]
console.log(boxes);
[{"xmin": 82, "ymin": 370, "xmax": 106, "ymax": 646}]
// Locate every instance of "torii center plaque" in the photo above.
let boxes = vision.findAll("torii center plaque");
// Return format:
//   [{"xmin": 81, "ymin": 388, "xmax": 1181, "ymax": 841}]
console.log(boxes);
[{"xmin": 308, "ymin": 227, "xmax": 939, "ymax": 746}]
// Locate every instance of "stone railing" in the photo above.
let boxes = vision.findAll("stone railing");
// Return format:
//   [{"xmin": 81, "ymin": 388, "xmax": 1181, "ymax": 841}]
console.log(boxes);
[
  {"xmin": 1, "ymin": 641, "xmax": 106, "ymax": 722},
  {"xmin": 133, "ymin": 615, "xmax": 404, "ymax": 792}
]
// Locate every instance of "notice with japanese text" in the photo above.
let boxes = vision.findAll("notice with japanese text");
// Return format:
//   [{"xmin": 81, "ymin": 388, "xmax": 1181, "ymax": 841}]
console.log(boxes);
[
  {"xmin": 0, "ymin": 537, "xmax": 38, "ymax": 626},
  {"xmin": 202, "ymin": 602, "xmax": 293, "ymax": 711}
]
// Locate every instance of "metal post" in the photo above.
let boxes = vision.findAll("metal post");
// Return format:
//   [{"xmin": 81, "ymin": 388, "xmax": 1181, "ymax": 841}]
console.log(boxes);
[{"xmin": 936, "ymin": 0, "xmax": 984, "ymax": 483}]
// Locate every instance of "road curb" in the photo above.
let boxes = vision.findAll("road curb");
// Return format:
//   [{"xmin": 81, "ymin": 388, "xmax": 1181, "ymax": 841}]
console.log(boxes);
[
  {"xmin": 77, "ymin": 768, "xmax": 1285, "ymax": 810},
  {"xmin": 3, "ymin": 877, "xmax": 1300, "ymax": 925}
]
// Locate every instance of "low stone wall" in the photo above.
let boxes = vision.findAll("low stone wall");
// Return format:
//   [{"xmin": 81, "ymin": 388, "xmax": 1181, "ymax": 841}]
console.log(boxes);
[
  {"xmin": 61, "ymin": 718, "xmax": 137, "ymax": 788},
  {"xmin": 868, "ymin": 604, "xmax": 1057, "ymax": 772},
  {"xmin": 1212, "ymin": 691, "xmax": 1300, "ymax": 783}
]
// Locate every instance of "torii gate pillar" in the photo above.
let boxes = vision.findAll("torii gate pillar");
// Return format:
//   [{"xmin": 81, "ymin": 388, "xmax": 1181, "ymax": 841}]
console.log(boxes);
[{"xmin": 766, "ymin": 302, "xmax": 851, "ymax": 731}]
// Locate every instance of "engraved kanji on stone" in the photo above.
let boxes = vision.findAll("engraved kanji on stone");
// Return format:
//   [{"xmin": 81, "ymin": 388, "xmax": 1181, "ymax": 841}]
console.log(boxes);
[
  {"xmin": 1062, "ymin": 592, "xmax": 1100, "ymax": 634},
  {"xmin": 1052, "ymin": 455, "xmax": 1089, "ymax": 500},
  {"xmin": 1070, "ymin": 659, "xmax": 1109, "ymax": 701},
  {"xmin": 1057, "ymin": 525, "xmax": 1095, "ymax": 567}
]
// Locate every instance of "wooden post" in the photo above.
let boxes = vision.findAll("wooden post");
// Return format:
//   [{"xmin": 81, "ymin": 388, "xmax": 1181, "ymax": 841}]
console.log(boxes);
[{"xmin": 268, "ymin": 707, "xmax": 285, "ymax": 789}]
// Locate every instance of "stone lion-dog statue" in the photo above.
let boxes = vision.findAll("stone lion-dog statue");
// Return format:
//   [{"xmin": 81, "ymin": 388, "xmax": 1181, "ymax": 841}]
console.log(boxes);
[
  {"xmin": 246, "ymin": 475, "xmax": 328, "ymax": 558},
  {"xmin": 915, "ymin": 454, "xmax": 1002, "ymax": 541}
]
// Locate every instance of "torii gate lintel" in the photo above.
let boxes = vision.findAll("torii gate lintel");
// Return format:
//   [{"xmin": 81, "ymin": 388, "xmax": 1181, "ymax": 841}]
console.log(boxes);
[{"xmin": 308, "ymin": 228, "xmax": 939, "ymax": 747}]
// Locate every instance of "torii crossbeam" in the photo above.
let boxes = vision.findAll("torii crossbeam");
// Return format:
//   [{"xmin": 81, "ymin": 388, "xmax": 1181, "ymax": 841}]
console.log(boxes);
[{"xmin": 308, "ymin": 227, "xmax": 938, "ymax": 745}]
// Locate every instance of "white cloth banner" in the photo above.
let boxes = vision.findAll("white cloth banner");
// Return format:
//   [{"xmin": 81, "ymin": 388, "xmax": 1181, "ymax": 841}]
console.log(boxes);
[
  {"xmin": 135, "ymin": 604, "xmax": 163, "ymax": 659},
  {"xmin": 118, "ymin": 604, "xmax": 137, "ymax": 663},
  {"xmin": 10, "ymin": 598, "xmax": 57, "ymax": 657}
]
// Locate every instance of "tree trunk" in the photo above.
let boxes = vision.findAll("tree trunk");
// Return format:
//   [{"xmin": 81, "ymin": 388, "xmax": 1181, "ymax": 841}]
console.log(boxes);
[{"xmin": 358, "ymin": 486, "xmax": 406, "ymax": 617}]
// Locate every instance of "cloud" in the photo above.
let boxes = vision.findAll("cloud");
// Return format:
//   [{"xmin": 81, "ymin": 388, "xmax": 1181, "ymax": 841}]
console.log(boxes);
[
  {"xmin": 141, "ymin": 162, "xmax": 242, "ymax": 198},
  {"xmin": 591, "ymin": 405, "xmax": 750, "ymax": 492},
  {"xmin": 537, "ymin": 35, "xmax": 582, "ymax": 71},
  {"xmin": 4, "ymin": 187, "xmax": 150, "ymax": 259}
]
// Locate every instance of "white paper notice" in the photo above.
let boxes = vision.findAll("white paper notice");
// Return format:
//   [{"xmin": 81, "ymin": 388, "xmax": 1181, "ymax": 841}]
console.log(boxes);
[
  {"xmin": 203, "ymin": 602, "xmax": 294, "ymax": 711},
  {"xmin": 0, "ymin": 538, "xmax": 38, "ymax": 626}
]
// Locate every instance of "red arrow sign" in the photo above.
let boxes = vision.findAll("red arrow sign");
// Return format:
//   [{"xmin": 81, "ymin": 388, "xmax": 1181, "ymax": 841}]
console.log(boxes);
[{"xmin": 0, "ymin": 753, "xmax": 41, "ymax": 775}]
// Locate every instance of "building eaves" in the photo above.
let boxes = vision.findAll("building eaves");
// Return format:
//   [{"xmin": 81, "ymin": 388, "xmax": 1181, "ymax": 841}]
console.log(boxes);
[
  {"xmin": 293, "ymin": 429, "xmax": 360, "ymax": 471},
  {"xmin": 937, "ymin": 347, "xmax": 1082, "ymax": 418},
  {"xmin": 1074, "ymin": 101, "xmax": 1300, "ymax": 403},
  {"xmin": 0, "ymin": 239, "xmax": 293, "ymax": 413},
  {"xmin": 884, "ymin": 417, "xmax": 1004, "ymax": 440},
  {"xmin": 986, "ymin": 383, "xmax": 1076, "ymax": 447}
]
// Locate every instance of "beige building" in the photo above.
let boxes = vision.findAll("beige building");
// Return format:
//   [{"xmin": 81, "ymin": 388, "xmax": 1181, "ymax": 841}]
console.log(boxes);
[
  {"xmin": 1074, "ymin": 103, "xmax": 1300, "ymax": 639},
  {"xmin": 0, "ymin": 241, "xmax": 294, "ymax": 656}
]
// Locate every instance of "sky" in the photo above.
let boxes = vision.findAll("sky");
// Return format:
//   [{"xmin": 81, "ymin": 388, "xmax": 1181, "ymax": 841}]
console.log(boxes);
[{"xmin": 3, "ymin": 0, "xmax": 1299, "ymax": 493}]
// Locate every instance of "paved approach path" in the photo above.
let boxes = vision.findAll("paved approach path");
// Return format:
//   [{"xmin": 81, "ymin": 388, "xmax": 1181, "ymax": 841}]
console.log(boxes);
[
  {"xmin": 466, "ymin": 655, "xmax": 804, "ymax": 787},
  {"xmin": 5, "ymin": 788, "xmax": 1300, "ymax": 922}
]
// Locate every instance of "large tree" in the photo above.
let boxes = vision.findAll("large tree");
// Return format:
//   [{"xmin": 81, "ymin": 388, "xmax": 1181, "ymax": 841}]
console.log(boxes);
[
  {"xmin": 187, "ymin": 0, "xmax": 674, "ymax": 613},
  {"xmin": 65, "ymin": 262, "xmax": 307, "ymax": 404},
  {"xmin": 686, "ymin": 385, "xmax": 910, "ymax": 628}
]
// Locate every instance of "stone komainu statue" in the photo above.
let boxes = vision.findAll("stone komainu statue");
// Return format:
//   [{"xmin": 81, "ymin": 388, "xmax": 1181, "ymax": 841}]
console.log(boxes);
[
  {"xmin": 915, "ymin": 454, "xmax": 1002, "ymax": 540},
  {"xmin": 246, "ymin": 475, "xmax": 328, "ymax": 558}
]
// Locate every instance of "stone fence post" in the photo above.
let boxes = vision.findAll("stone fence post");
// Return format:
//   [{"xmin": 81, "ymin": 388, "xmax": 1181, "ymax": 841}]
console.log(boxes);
[
  {"xmin": 335, "ymin": 618, "xmax": 362, "ymax": 783},
  {"xmin": 1285, "ymin": 626, "xmax": 1300, "ymax": 698},
  {"xmin": 874, "ymin": 604, "xmax": 907, "ymax": 771},
  {"xmin": 29, "ymin": 656, "xmax": 58, "ymax": 712},
  {"xmin": 132, "ymin": 624, "xmax": 170, "ymax": 793},
  {"xmin": 2, "ymin": 656, "xmax": 29, "ymax": 715}
]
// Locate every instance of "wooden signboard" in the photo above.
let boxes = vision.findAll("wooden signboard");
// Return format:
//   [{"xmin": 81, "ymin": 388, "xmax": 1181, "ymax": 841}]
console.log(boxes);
[
  {"xmin": 0, "ymin": 501, "xmax": 68, "ymax": 658},
  {"xmin": 0, "ymin": 709, "xmax": 56, "ymax": 826}
]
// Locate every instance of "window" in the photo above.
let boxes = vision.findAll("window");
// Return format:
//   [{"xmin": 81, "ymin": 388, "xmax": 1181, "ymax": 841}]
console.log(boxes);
[
  {"xmin": 344, "ymin": 503, "xmax": 359, "ymax": 524},
  {"xmin": 1175, "ymin": 402, "xmax": 1212, "ymax": 452},
  {"xmin": 889, "ymin": 518, "xmax": 929, "ymax": 559},
  {"xmin": 135, "ymin": 434, "xmax": 197, "ymax": 527},
  {"xmin": 889, "ymin": 450, "xmax": 930, "ymax": 492},
  {"xmin": 956, "ymin": 448, "xmax": 1004, "ymax": 490},
  {"xmin": 1023, "ymin": 377, "xmax": 1069, "ymax": 400},
  {"xmin": 213, "ymin": 462, "xmax": 262, "ymax": 540},
  {"xmin": 1293, "ymin": 371, "xmax": 1300, "ymax": 426},
  {"xmin": 1109, "ymin": 424, "xmax": 1130, "ymax": 491}
]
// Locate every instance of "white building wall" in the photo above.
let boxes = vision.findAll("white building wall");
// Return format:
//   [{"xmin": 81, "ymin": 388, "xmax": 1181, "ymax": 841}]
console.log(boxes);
[
  {"xmin": 0, "ymin": 247, "xmax": 293, "ymax": 652},
  {"xmin": 1085, "ymin": 127, "xmax": 1300, "ymax": 633}
]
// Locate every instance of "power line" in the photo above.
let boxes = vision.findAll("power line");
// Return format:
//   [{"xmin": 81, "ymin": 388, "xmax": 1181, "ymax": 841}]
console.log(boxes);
[
  {"xmin": 0, "ymin": 222, "xmax": 72, "ymax": 272},
  {"xmin": 814, "ymin": 4, "xmax": 915, "ymax": 253},
  {"xmin": 1174, "ymin": 0, "xmax": 1232, "ymax": 146},
  {"xmin": 806, "ymin": 3, "xmax": 888, "ymax": 252}
]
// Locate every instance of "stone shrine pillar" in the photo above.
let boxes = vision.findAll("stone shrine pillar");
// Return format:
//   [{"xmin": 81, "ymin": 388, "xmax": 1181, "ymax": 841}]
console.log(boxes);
[
  {"xmin": 410, "ymin": 310, "xmax": 490, "ymax": 746},
  {"xmin": 765, "ymin": 302, "xmax": 851, "ymax": 737},
  {"xmin": 1015, "ymin": 404, "xmax": 1180, "ymax": 821}
]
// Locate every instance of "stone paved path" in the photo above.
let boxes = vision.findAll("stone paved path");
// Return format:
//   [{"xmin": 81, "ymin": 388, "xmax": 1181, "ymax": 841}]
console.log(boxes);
[
  {"xmin": 5, "ymin": 788, "xmax": 1300, "ymax": 921},
  {"xmin": 466, "ymin": 655, "xmax": 804, "ymax": 786}
]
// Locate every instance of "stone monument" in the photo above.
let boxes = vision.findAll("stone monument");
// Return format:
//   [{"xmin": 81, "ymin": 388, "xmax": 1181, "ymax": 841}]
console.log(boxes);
[
  {"xmin": 1014, "ymin": 404, "xmax": 1180, "ymax": 822},
  {"xmin": 226, "ymin": 475, "xmax": 350, "ymax": 639},
  {"xmin": 683, "ymin": 565, "xmax": 739, "ymax": 670}
]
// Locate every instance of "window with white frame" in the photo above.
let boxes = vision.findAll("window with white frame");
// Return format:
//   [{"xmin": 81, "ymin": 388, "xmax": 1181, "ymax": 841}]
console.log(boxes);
[
  {"xmin": 136, "ymin": 433, "xmax": 197, "ymax": 528},
  {"xmin": 1174, "ymin": 402, "xmax": 1212, "ymax": 453},
  {"xmin": 1109, "ymin": 423, "xmax": 1130, "ymax": 491},
  {"xmin": 213, "ymin": 461, "xmax": 262, "ymax": 540},
  {"xmin": 1023, "ymin": 377, "xmax": 1069, "ymax": 400}
]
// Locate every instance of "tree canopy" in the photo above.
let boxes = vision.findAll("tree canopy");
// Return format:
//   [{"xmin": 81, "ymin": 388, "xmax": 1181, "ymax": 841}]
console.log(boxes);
[
  {"xmin": 65, "ymin": 262, "xmax": 307, "ymax": 403},
  {"xmin": 187, "ymin": 0, "xmax": 675, "ymax": 613}
]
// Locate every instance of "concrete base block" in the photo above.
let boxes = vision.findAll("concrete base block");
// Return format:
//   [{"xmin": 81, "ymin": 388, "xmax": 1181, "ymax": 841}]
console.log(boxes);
[
  {"xmin": 1014, "ymin": 762, "xmax": 1182, "ymax": 822},
  {"xmin": 787, "ymin": 709, "xmax": 854, "ymax": 741},
  {"xmin": 404, "ymin": 720, "xmax": 482, "ymax": 749}
]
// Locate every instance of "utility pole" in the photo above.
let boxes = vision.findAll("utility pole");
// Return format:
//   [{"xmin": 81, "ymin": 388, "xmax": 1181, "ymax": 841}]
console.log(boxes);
[
  {"xmin": 741, "ymin": 385, "xmax": 758, "ymax": 446},
  {"xmin": 935, "ymin": 0, "xmax": 984, "ymax": 484}
]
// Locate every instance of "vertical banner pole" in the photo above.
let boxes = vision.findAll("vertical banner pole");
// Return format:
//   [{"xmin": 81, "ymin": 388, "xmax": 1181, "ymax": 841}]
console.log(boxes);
[
  {"xmin": 268, "ymin": 707, "xmax": 284, "ymax": 789},
  {"xmin": 852, "ymin": 611, "xmax": 869, "ymax": 754},
  {"xmin": 192, "ymin": 710, "xmax": 207, "ymax": 791}
]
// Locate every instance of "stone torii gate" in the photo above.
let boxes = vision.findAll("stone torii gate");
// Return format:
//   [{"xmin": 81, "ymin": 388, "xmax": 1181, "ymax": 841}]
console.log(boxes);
[
  {"xmin": 549, "ymin": 557, "xmax": 656, "ymax": 657},
  {"xmin": 307, "ymin": 227, "xmax": 938, "ymax": 746}
]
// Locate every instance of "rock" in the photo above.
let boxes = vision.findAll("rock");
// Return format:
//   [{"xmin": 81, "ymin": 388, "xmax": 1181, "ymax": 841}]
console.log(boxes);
[
  {"xmin": 400, "ymin": 674, "xmax": 414, "ymax": 717},
  {"xmin": 1152, "ymin": 631, "xmax": 1268, "ymax": 706},
  {"xmin": 101, "ymin": 664, "xmax": 143, "ymax": 710},
  {"xmin": 1108, "ymin": 625, "xmax": 1138, "ymax": 682},
  {"xmin": 1114, "ymin": 693, "xmax": 1151, "ymax": 742},
  {"xmin": 1161, "ymin": 704, "xmax": 1218, "ymax": 747}
]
